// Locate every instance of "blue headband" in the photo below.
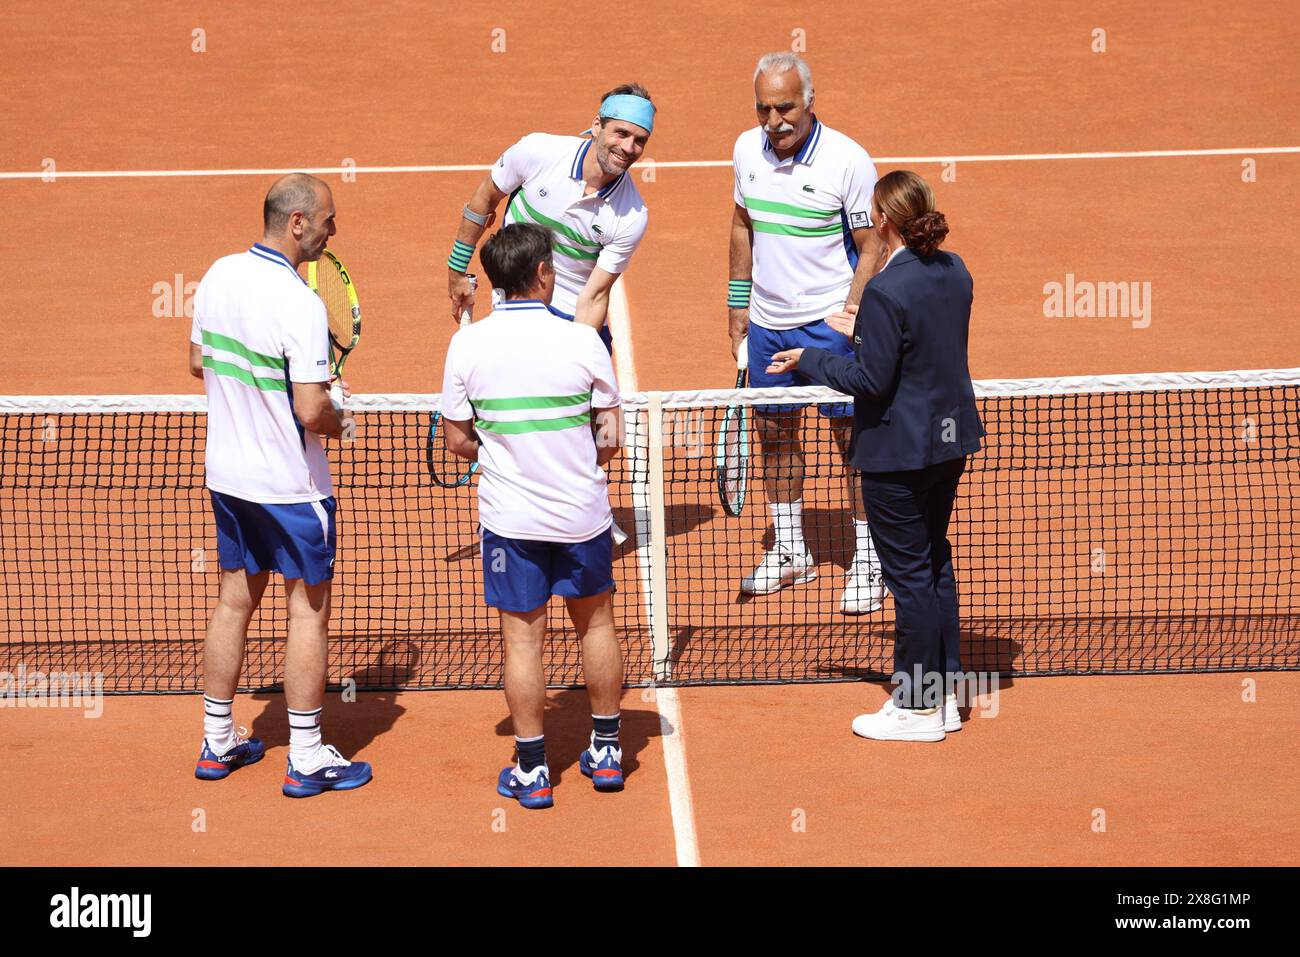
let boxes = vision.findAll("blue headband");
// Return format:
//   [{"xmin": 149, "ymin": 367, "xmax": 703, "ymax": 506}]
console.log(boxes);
[{"xmin": 599, "ymin": 94, "xmax": 655, "ymax": 133}]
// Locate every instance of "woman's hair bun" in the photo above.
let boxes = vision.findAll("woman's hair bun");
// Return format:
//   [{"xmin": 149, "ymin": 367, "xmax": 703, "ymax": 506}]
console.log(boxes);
[{"xmin": 901, "ymin": 211, "xmax": 949, "ymax": 257}]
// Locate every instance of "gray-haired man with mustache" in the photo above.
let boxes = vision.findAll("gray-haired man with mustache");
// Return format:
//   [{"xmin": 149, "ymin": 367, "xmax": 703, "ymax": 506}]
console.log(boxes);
[{"xmin": 727, "ymin": 52, "xmax": 888, "ymax": 613}]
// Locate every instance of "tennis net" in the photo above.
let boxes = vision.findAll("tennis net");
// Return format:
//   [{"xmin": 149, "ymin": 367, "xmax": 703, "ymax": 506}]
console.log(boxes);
[{"xmin": 2, "ymin": 368, "xmax": 1298, "ymax": 693}]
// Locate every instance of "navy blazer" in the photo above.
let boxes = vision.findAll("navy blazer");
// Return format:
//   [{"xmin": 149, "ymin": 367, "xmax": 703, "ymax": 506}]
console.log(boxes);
[{"xmin": 799, "ymin": 247, "xmax": 984, "ymax": 472}]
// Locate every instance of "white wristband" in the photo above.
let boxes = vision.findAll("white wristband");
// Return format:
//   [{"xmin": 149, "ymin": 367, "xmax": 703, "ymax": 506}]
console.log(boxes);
[{"xmin": 462, "ymin": 205, "xmax": 490, "ymax": 227}]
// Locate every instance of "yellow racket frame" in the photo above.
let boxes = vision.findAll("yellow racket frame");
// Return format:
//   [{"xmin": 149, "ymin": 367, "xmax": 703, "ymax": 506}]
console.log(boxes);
[{"xmin": 306, "ymin": 249, "xmax": 361, "ymax": 376}]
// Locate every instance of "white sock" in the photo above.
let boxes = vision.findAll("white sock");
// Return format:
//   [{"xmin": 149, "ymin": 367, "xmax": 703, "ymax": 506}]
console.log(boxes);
[
  {"xmin": 288, "ymin": 707, "xmax": 325, "ymax": 772},
  {"xmin": 771, "ymin": 500, "xmax": 806, "ymax": 553},
  {"xmin": 203, "ymin": 695, "xmax": 235, "ymax": 755},
  {"xmin": 854, "ymin": 519, "xmax": 879, "ymax": 566}
]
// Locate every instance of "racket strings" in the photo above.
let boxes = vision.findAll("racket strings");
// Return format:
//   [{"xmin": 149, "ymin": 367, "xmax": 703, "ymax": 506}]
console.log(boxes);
[
  {"xmin": 314, "ymin": 260, "xmax": 357, "ymax": 346},
  {"xmin": 717, "ymin": 406, "xmax": 749, "ymax": 515},
  {"xmin": 427, "ymin": 413, "xmax": 478, "ymax": 488}
]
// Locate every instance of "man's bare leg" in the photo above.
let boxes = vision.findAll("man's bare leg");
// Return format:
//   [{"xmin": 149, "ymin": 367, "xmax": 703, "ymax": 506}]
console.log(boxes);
[
  {"xmin": 204, "ymin": 569, "xmax": 268, "ymax": 700},
  {"xmin": 200, "ymin": 569, "xmax": 269, "ymax": 755},
  {"xmin": 569, "ymin": 590, "xmax": 621, "ymax": 715},
  {"xmin": 569, "ymin": 589, "xmax": 625, "ymax": 789},
  {"xmin": 497, "ymin": 605, "xmax": 554, "ymax": 804},
  {"xmin": 500, "ymin": 606, "xmax": 548, "ymax": 739},
  {"xmin": 741, "ymin": 411, "xmax": 815, "ymax": 594},
  {"xmin": 284, "ymin": 577, "xmax": 332, "ymax": 770}
]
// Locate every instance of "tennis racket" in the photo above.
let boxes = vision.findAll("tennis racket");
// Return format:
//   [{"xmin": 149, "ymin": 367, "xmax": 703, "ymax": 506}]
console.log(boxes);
[
  {"xmin": 427, "ymin": 274, "xmax": 481, "ymax": 488},
  {"xmin": 306, "ymin": 249, "xmax": 361, "ymax": 407},
  {"xmin": 716, "ymin": 335, "xmax": 750, "ymax": 517}
]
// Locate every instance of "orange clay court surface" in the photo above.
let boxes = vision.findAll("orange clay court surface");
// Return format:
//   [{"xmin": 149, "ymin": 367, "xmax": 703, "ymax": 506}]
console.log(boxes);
[{"xmin": 2, "ymin": 1, "xmax": 1298, "ymax": 865}]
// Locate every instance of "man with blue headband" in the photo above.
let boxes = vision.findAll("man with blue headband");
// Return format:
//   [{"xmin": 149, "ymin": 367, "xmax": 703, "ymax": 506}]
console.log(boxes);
[{"xmin": 447, "ymin": 83, "xmax": 654, "ymax": 349}]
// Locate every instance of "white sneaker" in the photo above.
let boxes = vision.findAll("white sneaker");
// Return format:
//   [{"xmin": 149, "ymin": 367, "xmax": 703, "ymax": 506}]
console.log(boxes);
[
  {"xmin": 740, "ymin": 546, "xmax": 816, "ymax": 595},
  {"xmin": 840, "ymin": 559, "xmax": 885, "ymax": 614},
  {"xmin": 943, "ymin": 692, "xmax": 961, "ymax": 732},
  {"xmin": 851, "ymin": 700, "xmax": 946, "ymax": 742},
  {"xmin": 292, "ymin": 743, "xmax": 352, "ymax": 775}
]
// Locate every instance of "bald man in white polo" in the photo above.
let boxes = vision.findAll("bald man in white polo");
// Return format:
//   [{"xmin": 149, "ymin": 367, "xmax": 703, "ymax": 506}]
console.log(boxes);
[{"xmin": 189, "ymin": 173, "xmax": 372, "ymax": 798}]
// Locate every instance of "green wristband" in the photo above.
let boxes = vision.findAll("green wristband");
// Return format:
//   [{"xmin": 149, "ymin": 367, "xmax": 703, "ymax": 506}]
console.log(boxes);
[
  {"xmin": 448, "ymin": 240, "xmax": 475, "ymax": 273},
  {"xmin": 727, "ymin": 280, "xmax": 752, "ymax": 309}
]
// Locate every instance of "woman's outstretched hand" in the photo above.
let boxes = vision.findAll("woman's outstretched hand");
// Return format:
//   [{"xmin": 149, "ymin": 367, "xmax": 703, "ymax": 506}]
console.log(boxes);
[{"xmin": 767, "ymin": 348, "xmax": 804, "ymax": 374}]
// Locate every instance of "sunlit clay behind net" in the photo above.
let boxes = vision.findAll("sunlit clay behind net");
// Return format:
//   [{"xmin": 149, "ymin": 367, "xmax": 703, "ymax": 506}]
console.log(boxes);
[{"xmin": 1, "ymin": 369, "xmax": 1297, "ymax": 692}]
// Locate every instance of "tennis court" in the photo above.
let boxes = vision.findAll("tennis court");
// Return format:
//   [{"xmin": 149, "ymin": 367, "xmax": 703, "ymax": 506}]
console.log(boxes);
[{"xmin": 2, "ymin": 1, "xmax": 1298, "ymax": 866}]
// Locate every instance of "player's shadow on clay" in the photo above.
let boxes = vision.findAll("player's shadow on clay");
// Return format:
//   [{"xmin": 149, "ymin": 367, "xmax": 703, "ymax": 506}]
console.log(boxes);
[{"xmin": 246, "ymin": 639, "xmax": 419, "ymax": 755}]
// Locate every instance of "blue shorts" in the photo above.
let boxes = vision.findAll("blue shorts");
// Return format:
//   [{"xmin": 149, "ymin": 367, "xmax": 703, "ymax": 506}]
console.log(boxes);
[
  {"xmin": 747, "ymin": 319, "xmax": 854, "ymax": 418},
  {"xmin": 210, "ymin": 491, "xmax": 337, "ymax": 585},
  {"xmin": 480, "ymin": 526, "xmax": 614, "ymax": 612},
  {"xmin": 549, "ymin": 305, "xmax": 614, "ymax": 353}
]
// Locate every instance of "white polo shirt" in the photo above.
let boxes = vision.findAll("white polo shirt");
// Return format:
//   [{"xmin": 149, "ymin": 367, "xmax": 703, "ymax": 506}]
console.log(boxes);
[
  {"xmin": 733, "ymin": 117, "xmax": 878, "ymax": 330},
  {"xmin": 440, "ymin": 299, "xmax": 621, "ymax": 542},
  {"xmin": 190, "ymin": 244, "xmax": 334, "ymax": 503},
  {"xmin": 493, "ymin": 132, "xmax": 649, "ymax": 317}
]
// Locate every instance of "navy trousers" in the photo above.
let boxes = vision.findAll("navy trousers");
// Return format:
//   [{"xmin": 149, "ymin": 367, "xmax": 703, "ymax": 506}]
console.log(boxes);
[{"xmin": 860, "ymin": 456, "xmax": 967, "ymax": 708}]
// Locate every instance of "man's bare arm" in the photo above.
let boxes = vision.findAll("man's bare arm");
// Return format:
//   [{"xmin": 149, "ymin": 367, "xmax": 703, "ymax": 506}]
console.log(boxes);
[
  {"xmin": 843, "ymin": 226, "xmax": 887, "ymax": 308},
  {"xmin": 728, "ymin": 203, "xmax": 754, "ymax": 358},
  {"xmin": 292, "ymin": 381, "xmax": 348, "ymax": 439},
  {"xmin": 591, "ymin": 406, "xmax": 622, "ymax": 467},
  {"xmin": 448, "ymin": 173, "xmax": 509, "ymax": 320},
  {"xmin": 189, "ymin": 342, "xmax": 204, "ymax": 379},
  {"xmin": 442, "ymin": 416, "xmax": 480, "ymax": 462},
  {"xmin": 574, "ymin": 267, "xmax": 620, "ymax": 331}
]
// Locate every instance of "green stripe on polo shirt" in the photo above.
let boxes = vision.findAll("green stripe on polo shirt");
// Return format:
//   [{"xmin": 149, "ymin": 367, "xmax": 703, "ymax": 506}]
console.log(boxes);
[
  {"xmin": 201, "ymin": 330, "xmax": 283, "ymax": 369},
  {"xmin": 743, "ymin": 196, "xmax": 839, "ymax": 220},
  {"xmin": 552, "ymin": 241, "xmax": 600, "ymax": 261},
  {"xmin": 474, "ymin": 412, "xmax": 591, "ymax": 434},
  {"xmin": 472, "ymin": 392, "xmax": 592, "ymax": 411},
  {"xmin": 750, "ymin": 219, "xmax": 845, "ymax": 238},
  {"xmin": 202, "ymin": 356, "xmax": 288, "ymax": 392},
  {"xmin": 510, "ymin": 193, "xmax": 601, "ymax": 252}
]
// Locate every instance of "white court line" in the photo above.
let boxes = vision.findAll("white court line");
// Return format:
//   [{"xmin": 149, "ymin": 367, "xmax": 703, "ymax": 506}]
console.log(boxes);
[
  {"xmin": 2, "ymin": 146, "xmax": 1296, "ymax": 180},
  {"xmin": 0, "ymin": 164, "xmax": 493, "ymax": 180},
  {"xmin": 608, "ymin": 277, "xmax": 702, "ymax": 869}
]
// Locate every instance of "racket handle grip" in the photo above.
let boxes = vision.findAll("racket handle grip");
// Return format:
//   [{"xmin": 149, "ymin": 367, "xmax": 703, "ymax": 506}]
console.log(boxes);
[
  {"xmin": 460, "ymin": 272, "xmax": 477, "ymax": 328},
  {"xmin": 330, "ymin": 383, "xmax": 345, "ymax": 410},
  {"xmin": 736, "ymin": 334, "xmax": 749, "ymax": 371}
]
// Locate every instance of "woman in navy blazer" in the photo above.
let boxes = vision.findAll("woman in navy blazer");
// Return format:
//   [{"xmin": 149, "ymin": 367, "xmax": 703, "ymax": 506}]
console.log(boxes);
[{"xmin": 769, "ymin": 170, "xmax": 983, "ymax": 742}]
